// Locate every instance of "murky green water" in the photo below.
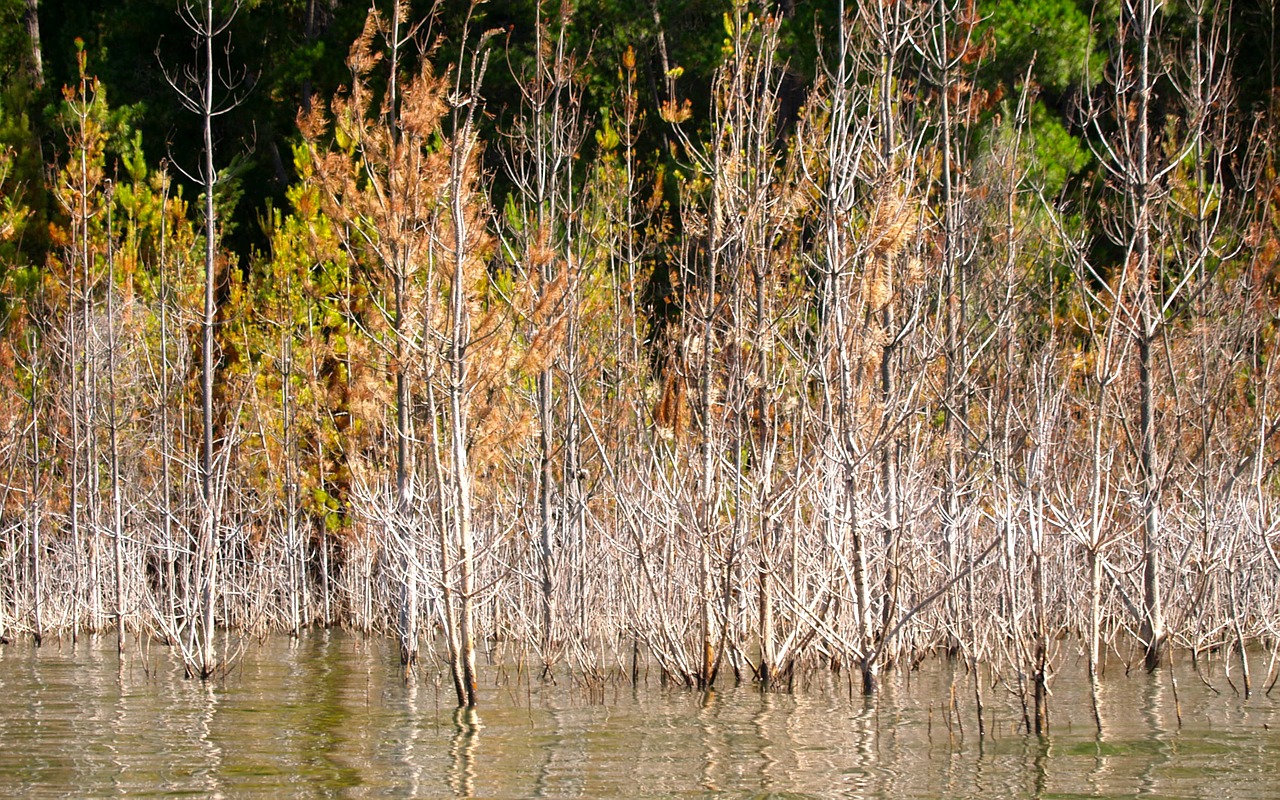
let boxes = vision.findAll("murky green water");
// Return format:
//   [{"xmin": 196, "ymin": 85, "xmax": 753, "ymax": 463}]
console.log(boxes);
[{"xmin": 0, "ymin": 633, "xmax": 1276, "ymax": 798}]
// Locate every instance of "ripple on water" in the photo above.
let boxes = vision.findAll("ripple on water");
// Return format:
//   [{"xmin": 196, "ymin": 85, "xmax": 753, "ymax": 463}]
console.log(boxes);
[{"xmin": 0, "ymin": 634, "xmax": 1276, "ymax": 799}]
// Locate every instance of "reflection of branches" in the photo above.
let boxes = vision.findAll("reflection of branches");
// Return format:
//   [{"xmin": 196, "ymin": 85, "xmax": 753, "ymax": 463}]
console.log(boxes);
[
  {"xmin": 448, "ymin": 706, "xmax": 480, "ymax": 797},
  {"xmin": 194, "ymin": 682, "xmax": 225, "ymax": 796}
]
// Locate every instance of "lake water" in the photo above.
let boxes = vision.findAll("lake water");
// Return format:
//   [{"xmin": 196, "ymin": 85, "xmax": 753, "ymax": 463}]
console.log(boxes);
[{"xmin": 0, "ymin": 632, "xmax": 1276, "ymax": 798}]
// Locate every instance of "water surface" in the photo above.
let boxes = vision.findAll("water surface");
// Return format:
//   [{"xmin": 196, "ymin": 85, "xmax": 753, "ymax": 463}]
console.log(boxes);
[{"xmin": 0, "ymin": 633, "xmax": 1276, "ymax": 798}]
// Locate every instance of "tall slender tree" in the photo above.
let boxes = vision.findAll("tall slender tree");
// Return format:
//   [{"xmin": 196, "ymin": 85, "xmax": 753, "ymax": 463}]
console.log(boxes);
[{"xmin": 161, "ymin": 0, "xmax": 248, "ymax": 678}]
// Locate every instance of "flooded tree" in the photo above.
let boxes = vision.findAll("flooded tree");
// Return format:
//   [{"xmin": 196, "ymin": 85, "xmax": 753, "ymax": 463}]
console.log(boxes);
[{"xmin": 0, "ymin": 0, "xmax": 1278, "ymax": 719}]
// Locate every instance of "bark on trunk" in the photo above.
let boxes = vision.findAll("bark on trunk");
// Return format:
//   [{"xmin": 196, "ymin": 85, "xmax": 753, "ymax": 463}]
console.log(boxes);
[
  {"xmin": 24, "ymin": 0, "xmax": 43, "ymax": 88},
  {"xmin": 198, "ymin": 0, "xmax": 219, "ymax": 680}
]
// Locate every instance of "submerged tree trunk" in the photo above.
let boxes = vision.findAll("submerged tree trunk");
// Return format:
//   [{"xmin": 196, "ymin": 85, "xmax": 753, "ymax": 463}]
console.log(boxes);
[
  {"xmin": 697, "ymin": 280, "xmax": 718, "ymax": 690},
  {"xmin": 538, "ymin": 368, "xmax": 554, "ymax": 653},
  {"xmin": 447, "ymin": 61, "xmax": 486, "ymax": 706},
  {"xmin": 1133, "ymin": 0, "xmax": 1165, "ymax": 669},
  {"xmin": 429, "ymin": 383, "xmax": 466, "ymax": 704},
  {"xmin": 394, "ymin": 262, "xmax": 418, "ymax": 674},
  {"xmin": 106, "ymin": 189, "xmax": 126, "ymax": 655},
  {"xmin": 850, "ymin": 478, "xmax": 877, "ymax": 695},
  {"xmin": 157, "ymin": 172, "xmax": 179, "ymax": 637},
  {"xmin": 1088, "ymin": 541, "xmax": 1104, "ymax": 730},
  {"xmin": 1031, "ymin": 471, "xmax": 1049, "ymax": 735},
  {"xmin": 1138, "ymin": 330, "xmax": 1165, "ymax": 669},
  {"xmin": 197, "ymin": 0, "xmax": 221, "ymax": 680},
  {"xmin": 450, "ymin": 236, "xmax": 478, "ymax": 708}
]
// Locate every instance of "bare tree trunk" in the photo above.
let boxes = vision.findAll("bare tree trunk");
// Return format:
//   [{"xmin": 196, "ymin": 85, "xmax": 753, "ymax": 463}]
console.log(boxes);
[
  {"xmin": 1031, "ymin": 470, "xmax": 1048, "ymax": 734},
  {"xmin": 811, "ymin": 1, "xmax": 898, "ymax": 695},
  {"xmin": 20, "ymin": 311, "xmax": 44, "ymax": 646},
  {"xmin": 697, "ymin": 274, "xmax": 718, "ymax": 690},
  {"xmin": 449, "ymin": 250, "xmax": 478, "ymax": 707},
  {"xmin": 1133, "ymin": 0, "xmax": 1165, "ymax": 671},
  {"xmin": 23, "ymin": 0, "xmax": 42, "ymax": 88},
  {"xmin": 381, "ymin": 3, "xmax": 419, "ymax": 677},
  {"xmin": 78, "ymin": 77, "xmax": 101, "ymax": 637},
  {"xmin": 878, "ymin": 301, "xmax": 898, "ymax": 657},
  {"xmin": 538, "ymin": 368, "xmax": 554, "ymax": 651},
  {"xmin": 1088, "ymin": 381, "xmax": 1109, "ymax": 687},
  {"xmin": 60, "ymin": 55, "xmax": 105, "ymax": 639},
  {"xmin": 872, "ymin": 1, "xmax": 907, "ymax": 661},
  {"xmin": 1084, "ymin": 0, "xmax": 1176, "ymax": 673},
  {"xmin": 197, "ymin": 0, "xmax": 222, "ymax": 680},
  {"xmin": 278, "ymin": 284, "xmax": 302, "ymax": 637},
  {"xmin": 27, "ymin": 367, "xmax": 42, "ymax": 646},
  {"xmin": 428, "ymin": 383, "xmax": 466, "ymax": 702},
  {"xmin": 394, "ymin": 260, "xmax": 419, "ymax": 673},
  {"xmin": 0, "ymin": 521, "xmax": 7, "ymax": 644},
  {"xmin": 28, "ymin": 500, "xmax": 41, "ymax": 646},
  {"xmin": 503, "ymin": 4, "xmax": 588, "ymax": 661},
  {"xmin": 936, "ymin": 0, "xmax": 962, "ymax": 651},
  {"xmin": 0, "ymin": 534, "xmax": 7, "ymax": 644},
  {"xmin": 564, "ymin": 308, "xmax": 586, "ymax": 638},
  {"xmin": 157, "ymin": 172, "xmax": 179, "ymax": 634},
  {"xmin": 448, "ymin": 59, "xmax": 487, "ymax": 705},
  {"xmin": 850, "ymin": 478, "xmax": 876, "ymax": 694},
  {"xmin": 1088, "ymin": 541, "xmax": 1104, "ymax": 730},
  {"xmin": 106, "ymin": 186, "xmax": 127, "ymax": 654},
  {"xmin": 755, "ymin": 331, "xmax": 776, "ymax": 684},
  {"xmin": 69, "ymin": 106, "xmax": 85, "ymax": 643},
  {"xmin": 1138, "ymin": 329, "xmax": 1165, "ymax": 669}
]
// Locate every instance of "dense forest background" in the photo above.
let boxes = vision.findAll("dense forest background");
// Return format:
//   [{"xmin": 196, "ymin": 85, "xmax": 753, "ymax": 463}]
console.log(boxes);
[{"xmin": 2, "ymin": 0, "xmax": 1280, "ymax": 720}]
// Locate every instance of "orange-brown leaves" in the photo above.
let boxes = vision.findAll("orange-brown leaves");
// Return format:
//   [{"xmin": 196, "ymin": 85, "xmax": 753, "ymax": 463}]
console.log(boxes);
[
  {"xmin": 867, "ymin": 191, "xmax": 915, "ymax": 259},
  {"xmin": 346, "ymin": 6, "xmax": 385, "ymax": 78},
  {"xmin": 654, "ymin": 352, "xmax": 690, "ymax": 441}
]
